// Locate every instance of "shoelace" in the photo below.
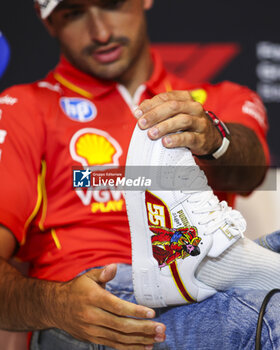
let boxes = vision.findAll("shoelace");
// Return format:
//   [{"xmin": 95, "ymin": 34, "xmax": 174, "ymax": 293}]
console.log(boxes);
[{"xmin": 181, "ymin": 167, "xmax": 245, "ymax": 238}]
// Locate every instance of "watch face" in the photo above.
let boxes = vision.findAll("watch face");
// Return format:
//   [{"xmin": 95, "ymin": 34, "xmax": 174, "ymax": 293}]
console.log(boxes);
[{"xmin": 0, "ymin": 32, "xmax": 10, "ymax": 79}]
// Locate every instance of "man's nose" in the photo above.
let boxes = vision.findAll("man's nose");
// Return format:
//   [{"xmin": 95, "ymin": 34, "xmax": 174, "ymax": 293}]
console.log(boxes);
[{"xmin": 87, "ymin": 9, "xmax": 111, "ymax": 44}]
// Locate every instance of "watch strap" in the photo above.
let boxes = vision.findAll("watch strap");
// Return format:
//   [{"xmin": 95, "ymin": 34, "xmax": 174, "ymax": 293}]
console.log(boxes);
[{"xmin": 195, "ymin": 111, "xmax": 231, "ymax": 160}]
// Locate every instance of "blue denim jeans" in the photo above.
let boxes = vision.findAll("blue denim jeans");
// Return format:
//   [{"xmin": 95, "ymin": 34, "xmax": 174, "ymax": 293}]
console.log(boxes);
[{"xmin": 31, "ymin": 232, "xmax": 280, "ymax": 350}]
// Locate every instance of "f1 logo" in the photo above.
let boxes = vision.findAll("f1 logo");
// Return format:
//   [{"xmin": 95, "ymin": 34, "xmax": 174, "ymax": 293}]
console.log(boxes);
[{"xmin": 152, "ymin": 43, "xmax": 240, "ymax": 83}]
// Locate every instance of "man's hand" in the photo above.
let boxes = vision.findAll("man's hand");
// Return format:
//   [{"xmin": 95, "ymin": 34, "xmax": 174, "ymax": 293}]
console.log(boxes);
[
  {"xmin": 53, "ymin": 264, "xmax": 166, "ymax": 350},
  {"xmin": 134, "ymin": 90, "xmax": 267, "ymax": 192},
  {"xmin": 135, "ymin": 91, "xmax": 221, "ymax": 156},
  {"xmin": 0, "ymin": 245, "xmax": 165, "ymax": 350}
]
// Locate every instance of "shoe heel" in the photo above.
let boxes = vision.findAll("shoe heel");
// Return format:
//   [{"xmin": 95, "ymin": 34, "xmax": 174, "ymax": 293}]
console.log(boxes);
[{"xmin": 132, "ymin": 262, "xmax": 166, "ymax": 308}]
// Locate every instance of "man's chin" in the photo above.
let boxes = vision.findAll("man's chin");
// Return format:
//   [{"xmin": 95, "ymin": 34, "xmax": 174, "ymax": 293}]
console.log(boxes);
[{"xmin": 86, "ymin": 64, "xmax": 129, "ymax": 82}]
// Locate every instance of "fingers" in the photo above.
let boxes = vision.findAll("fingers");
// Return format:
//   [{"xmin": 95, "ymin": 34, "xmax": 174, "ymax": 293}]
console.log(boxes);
[
  {"xmin": 70, "ymin": 291, "xmax": 165, "ymax": 348},
  {"xmin": 73, "ymin": 311, "xmax": 165, "ymax": 350},
  {"xmin": 86, "ymin": 304, "xmax": 165, "ymax": 336},
  {"xmin": 88, "ymin": 283, "xmax": 156, "ymax": 320},
  {"xmin": 89, "ymin": 285, "xmax": 166, "ymax": 340},
  {"xmin": 82, "ymin": 274, "xmax": 163, "ymax": 333},
  {"xmin": 70, "ymin": 321, "xmax": 164, "ymax": 350},
  {"xmin": 59, "ymin": 269, "xmax": 166, "ymax": 349},
  {"xmin": 134, "ymin": 91, "xmax": 221, "ymax": 154},
  {"xmin": 78, "ymin": 267, "xmax": 158, "ymax": 320},
  {"xmin": 85, "ymin": 323, "xmax": 165, "ymax": 346},
  {"xmin": 161, "ymin": 128, "xmax": 222, "ymax": 156},
  {"xmin": 136, "ymin": 94, "xmax": 203, "ymax": 131},
  {"xmin": 162, "ymin": 131, "xmax": 203, "ymax": 152},
  {"xmin": 147, "ymin": 113, "xmax": 203, "ymax": 141},
  {"xmin": 136, "ymin": 91, "xmax": 193, "ymax": 121}
]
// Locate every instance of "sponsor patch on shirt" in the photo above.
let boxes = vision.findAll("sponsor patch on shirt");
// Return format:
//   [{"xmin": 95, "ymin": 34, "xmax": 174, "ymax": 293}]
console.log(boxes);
[
  {"xmin": 0, "ymin": 130, "xmax": 7, "ymax": 144},
  {"xmin": 241, "ymin": 95, "xmax": 267, "ymax": 129},
  {"xmin": 60, "ymin": 98, "xmax": 97, "ymax": 123},
  {"xmin": 38, "ymin": 81, "xmax": 62, "ymax": 93},
  {"xmin": 0, "ymin": 95, "xmax": 18, "ymax": 105},
  {"xmin": 69, "ymin": 128, "xmax": 123, "ymax": 167}
]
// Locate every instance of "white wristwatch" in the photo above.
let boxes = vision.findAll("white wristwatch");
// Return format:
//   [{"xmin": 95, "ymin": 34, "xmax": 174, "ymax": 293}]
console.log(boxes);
[{"xmin": 195, "ymin": 111, "xmax": 231, "ymax": 160}]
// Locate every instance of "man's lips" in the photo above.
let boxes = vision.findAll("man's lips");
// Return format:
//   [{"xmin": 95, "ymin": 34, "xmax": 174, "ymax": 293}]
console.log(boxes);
[{"xmin": 92, "ymin": 45, "xmax": 123, "ymax": 64}]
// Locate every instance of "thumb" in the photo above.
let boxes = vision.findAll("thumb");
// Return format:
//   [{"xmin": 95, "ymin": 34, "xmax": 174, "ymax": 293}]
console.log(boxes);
[
  {"xmin": 86, "ymin": 264, "xmax": 117, "ymax": 285},
  {"xmin": 99, "ymin": 264, "xmax": 118, "ymax": 283}
]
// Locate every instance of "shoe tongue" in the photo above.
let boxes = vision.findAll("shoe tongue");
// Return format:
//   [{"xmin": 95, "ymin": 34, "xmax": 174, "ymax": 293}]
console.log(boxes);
[
  {"xmin": 208, "ymin": 227, "xmax": 238, "ymax": 257},
  {"xmin": 208, "ymin": 209, "xmax": 246, "ymax": 258}
]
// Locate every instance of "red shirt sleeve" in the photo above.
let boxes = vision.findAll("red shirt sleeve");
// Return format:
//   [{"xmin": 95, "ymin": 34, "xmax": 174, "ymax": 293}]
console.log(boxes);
[{"xmin": 0, "ymin": 85, "xmax": 45, "ymax": 244}]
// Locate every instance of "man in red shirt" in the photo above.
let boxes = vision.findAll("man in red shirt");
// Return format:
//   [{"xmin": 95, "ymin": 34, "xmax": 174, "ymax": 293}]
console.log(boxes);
[{"xmin": 0, "ymin": 1, "xmax": 277, "ymax": 349}]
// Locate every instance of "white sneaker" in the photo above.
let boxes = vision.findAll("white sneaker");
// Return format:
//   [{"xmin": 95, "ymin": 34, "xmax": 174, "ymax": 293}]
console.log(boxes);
[{"xmin": 125, "ymin": 125, "xmax": 246, "ymax": 307}]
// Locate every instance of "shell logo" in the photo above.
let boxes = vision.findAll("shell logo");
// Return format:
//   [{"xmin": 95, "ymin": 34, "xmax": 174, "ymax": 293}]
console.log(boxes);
[{"xmin": 70, "ymin": 128, "xmax": 123, "ymax": 166}]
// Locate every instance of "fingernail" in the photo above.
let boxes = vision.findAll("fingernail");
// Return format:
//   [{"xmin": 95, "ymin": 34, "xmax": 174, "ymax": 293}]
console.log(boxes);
[
  {"xmin": 146, "ymin": 310, "xmax": 154, "ymax": 318},
  {"xmin": 164, "ymin": 136, "xmax": 172, "ymax": 146},
  {"xmin": 138, "ymin": 118, "xmax": 147, "ymax": 128},
  {"xmin": 149, "ymin": 128, "xmax": 159, "ymax": 138},
  {"xmin": 155, "ymin": 325, "xmax": 164, "ymax": 334},
  {"xmin": 134, "ymin": 108, "xmax": 143, "ymax": 118}
]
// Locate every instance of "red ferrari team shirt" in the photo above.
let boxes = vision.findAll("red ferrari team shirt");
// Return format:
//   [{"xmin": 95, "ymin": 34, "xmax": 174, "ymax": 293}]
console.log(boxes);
[{"xmin": 0, "ymin": 50, "xmax": 269, "ymax": 281}]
